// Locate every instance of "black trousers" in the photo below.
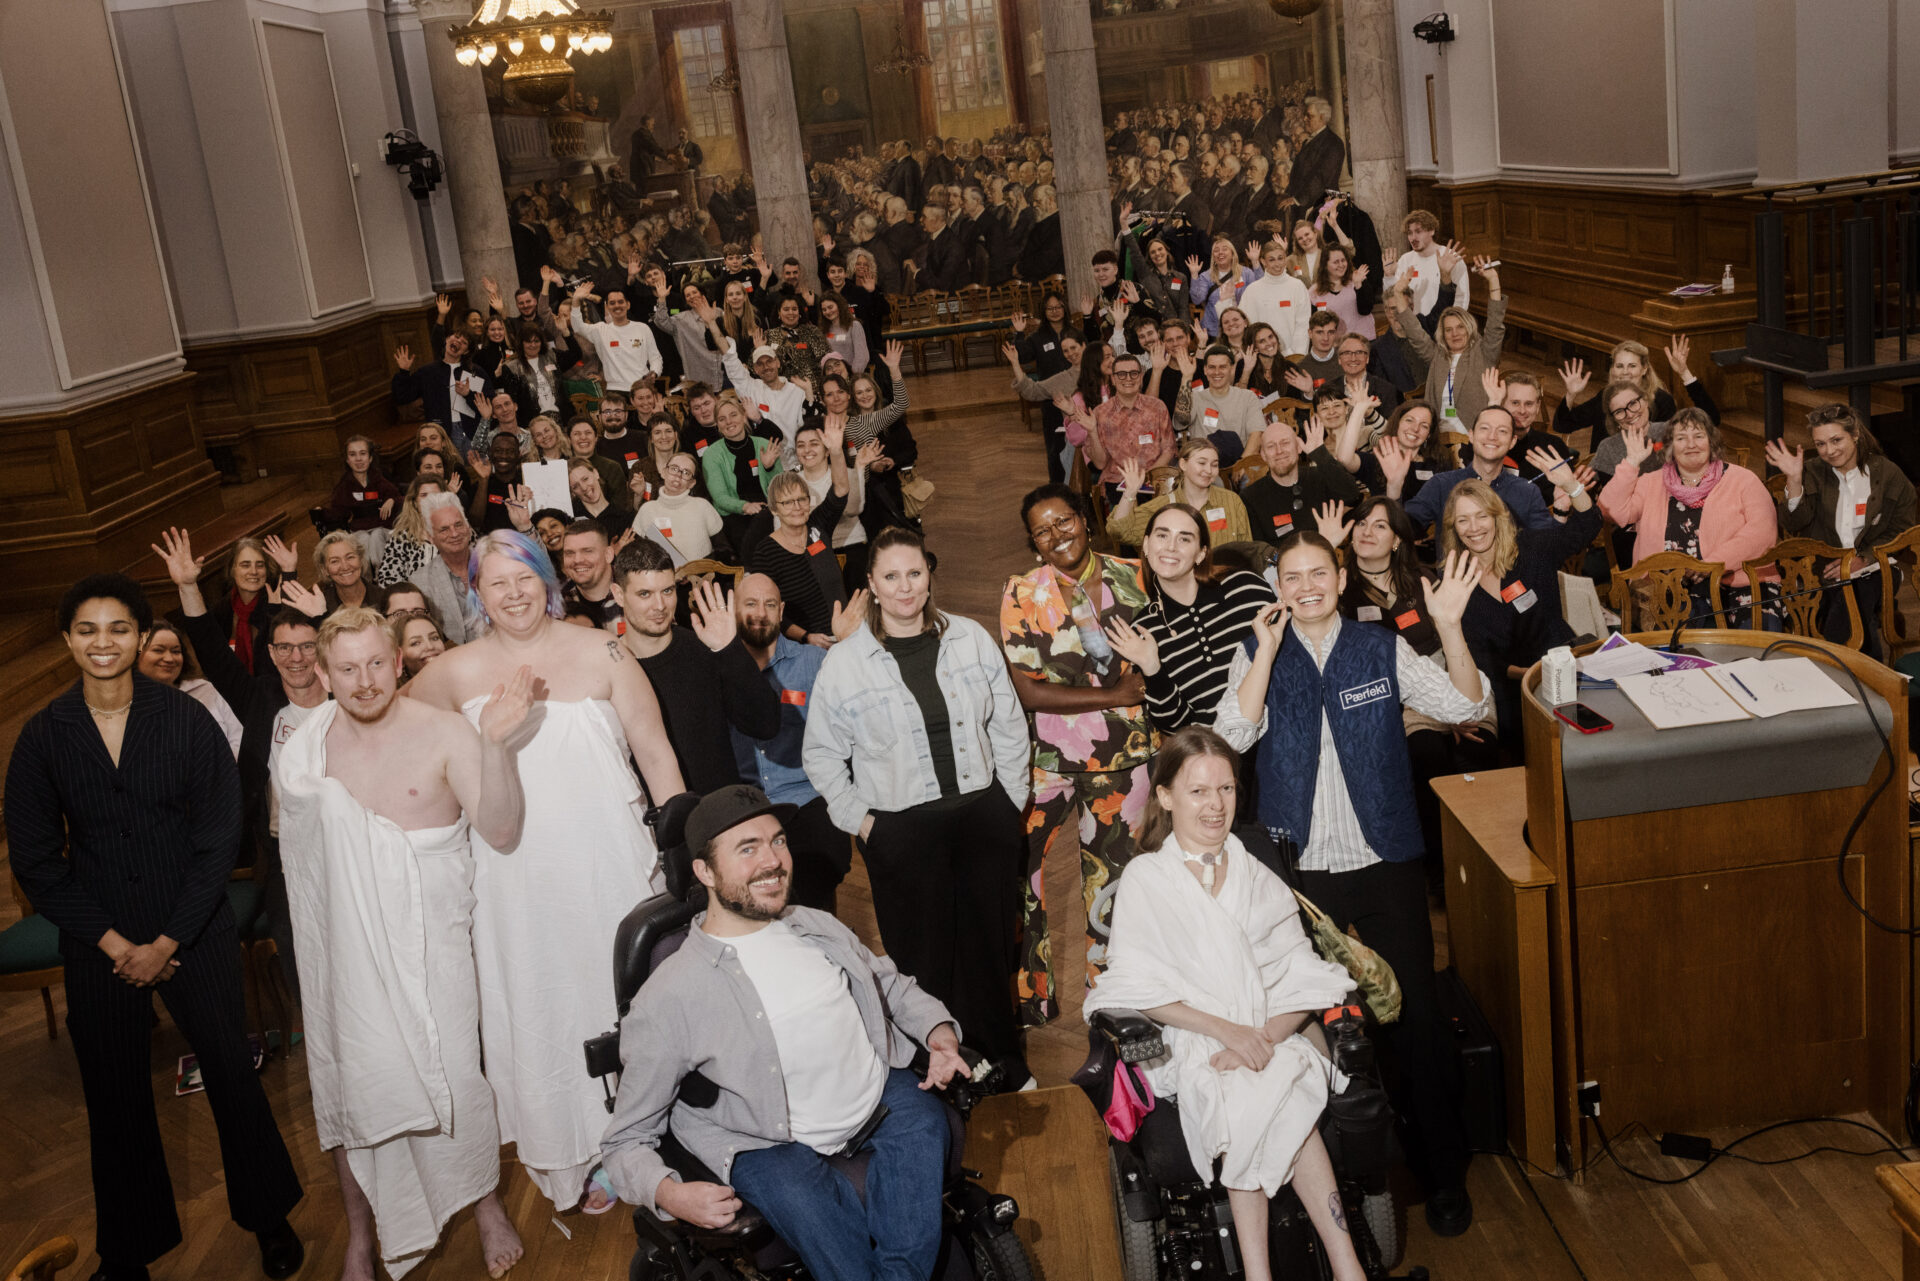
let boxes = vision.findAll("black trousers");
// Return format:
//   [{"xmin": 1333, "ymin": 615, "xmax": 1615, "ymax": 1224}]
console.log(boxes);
[
  {"xmin": 1296, "ymin": 857, "xmax": 1469, "ymax": 1194},
  {"xmin": 785, "ymin": 795, "xmax": 852, "ymax": 915},
  {"xmin": 857, "ymin": 783, "xmax": 1028, "ymax": 1081},
  {"xmin": 65, "ymin": 922, "xmax": 303, "ymax": 1265}
]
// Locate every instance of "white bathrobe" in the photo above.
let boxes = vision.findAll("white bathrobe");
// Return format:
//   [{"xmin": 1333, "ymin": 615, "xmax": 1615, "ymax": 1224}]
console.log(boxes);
[
  {"xmin": 1085, "ymin": 836, "xmax": 1354, "ymax": 1195},
  {"xmin": 276, "ymin": 703, "xmax": 500, "ymax": 1278}
]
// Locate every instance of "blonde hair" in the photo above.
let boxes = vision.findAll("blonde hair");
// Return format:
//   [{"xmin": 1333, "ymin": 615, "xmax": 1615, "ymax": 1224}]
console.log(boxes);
[
  {"xmin": 1438, "ymin": 479, "xmax": 1519, "ymax": 580},
  {"xmin": 315, "ymin": 605, "xmax": 392, "ymax": 669},
  {"xmin": 312, "ymin": 530, "xmax": 364, "ymax": 580},
  {"xmin": 1609, "ymin": 340, "xmax": 1668, "ymax": 400},
  {"xmin": 1435, "ymin": 306, "xmax": 1481, "ymax": 351}
]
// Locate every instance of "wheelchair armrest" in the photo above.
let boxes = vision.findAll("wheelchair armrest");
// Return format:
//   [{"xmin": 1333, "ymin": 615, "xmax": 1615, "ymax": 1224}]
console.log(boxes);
[
  {"xmin": 908, "ymin": 1043, "xmax": 1000, "ymax": 1116},
  {"xmin": 1090, "ymin": 1008, "xmax": 1166, "ymax": 1064}
]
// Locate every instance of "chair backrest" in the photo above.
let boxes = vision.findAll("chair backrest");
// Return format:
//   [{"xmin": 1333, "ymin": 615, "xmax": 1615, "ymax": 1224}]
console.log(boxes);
[
  {"xmin": 611, "ymin": 891, "xmax": 701, "ymax": 1015},
  {"xmin": 1765, "ymin": 472, "xmax": 1791, "ymax": 501},
  {"xmin": 570, "ymin": 391, "xmax": 601, "ymax": 418},
  {"xmin": 1223, "ymin": 455, "xmax": 1269, "ymax": 491},
  {"xmin": 1872, "ymin": 524, "xmax": 1920, "ymax": 660},
  {"xmin": 1609, "ymin": 550, "xmax": 1725, "ymax": 632},
  {"xmin": 1146, "ymin": 465, "xmax": 1180, "ymax": 496},
  {"xmin": 1562, "ymin": 518, "xmax": 1617, "ymax": 577},
  {"xmin": 676, "ymin": 558, "xmax": 744, "ymax": 585},
  {"xmin": 5, "ymin": 1237, "xmax": 76, "ymax": 1281},
  {"xmin": 1744, "ymin": 537, "xmax": 1860, "ymax": 646}
]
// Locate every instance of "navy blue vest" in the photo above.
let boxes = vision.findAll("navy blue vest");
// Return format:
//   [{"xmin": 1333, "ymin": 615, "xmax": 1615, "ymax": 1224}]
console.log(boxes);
[{"xmin": 1250, "ymin": 621, "xmax": 1425, "ymax": 862}]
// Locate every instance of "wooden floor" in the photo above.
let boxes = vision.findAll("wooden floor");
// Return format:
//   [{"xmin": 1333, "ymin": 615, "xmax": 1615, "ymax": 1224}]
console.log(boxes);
[{"xmin": 1, "ymin": 366, "xmax": 1908, "ymax": 1280}]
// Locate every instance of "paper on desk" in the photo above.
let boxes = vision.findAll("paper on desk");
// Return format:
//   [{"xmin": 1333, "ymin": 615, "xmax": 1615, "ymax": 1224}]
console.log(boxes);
[
  {"xmin": 1578, "ymin": 638, "xmax": 1671, "ymax": 680},
  {"xmin": 1706, "ymin": 656, "xmax": 1854, "ymax": 717},
  {"xmin": 523, "ymin": 460, "xmax": 573, "ymax": 515},
  {"xmin": 1615, "ymin": 668, "xmax": 1750, "ymax": 729}
]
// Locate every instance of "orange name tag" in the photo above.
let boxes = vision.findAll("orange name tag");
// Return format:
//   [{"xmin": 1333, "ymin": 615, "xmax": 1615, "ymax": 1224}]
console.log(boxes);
[
  {"xmin": 807, "ymin": 540, "xmax": 827, "ymax": 555},
  {"xmin": 1503, "ymin": 457, "xmax": 1519, "ymax": 471},
  {"xmin": 780, "ymin": 688, "xmax": 808, "ymax": 707},
  {"xmin": 696, "ymin": 438, "xmax": 711, "ymax": 452},
  {"xmin": 609, "ymin": 340, "xmax": 620, "ymax": 348},
  {"xmin": 795, "ymin": 341, "xmax": 808, "ymax": 350},
  {"xmin": 1279, "ymin": 300, "xmax": 1292, "ymax": 307},
  {"xmin": 1855, "ymin": 501, "xmax": 1869, "ymax": 517},
  {"xmin": 1206, "ymin": 506, "xmax": 1227, "ymax": 532},
  {"xmin": 1500, "ymin": 580, "xmax": 1528, "ymax": 603},
  {"xmin": 758, "ymin": 403, "xmax": 771, "ymax": 413},
  {"xmin": 1395, "ymin": 609, "xmax": 1420, "ymax": 630},
  {"xmin": 1273, "ymin": 514, "xmax": 1294, "ymax": 531}
]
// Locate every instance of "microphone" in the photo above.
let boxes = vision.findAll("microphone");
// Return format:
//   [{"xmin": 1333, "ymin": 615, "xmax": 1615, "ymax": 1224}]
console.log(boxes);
[{"xmin": 1662, "ymin": 579, "xmax": 1841, "ymax": 656}]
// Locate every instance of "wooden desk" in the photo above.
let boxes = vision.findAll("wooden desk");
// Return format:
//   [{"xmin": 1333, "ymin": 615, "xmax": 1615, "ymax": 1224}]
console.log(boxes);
[
  {"xmin": 1433, "ymin": 768, "xmax": 1558, "ymax": 1174},
  {"xmin": 1522, "ymin": 630, "xmax": 1912, "ymax": 1167}
]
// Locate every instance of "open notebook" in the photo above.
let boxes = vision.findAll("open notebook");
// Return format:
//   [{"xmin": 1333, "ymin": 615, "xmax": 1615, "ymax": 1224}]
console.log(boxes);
[{"xmin": 1614, "ymin": 657, "xmax": 1855, "ymax": 728}]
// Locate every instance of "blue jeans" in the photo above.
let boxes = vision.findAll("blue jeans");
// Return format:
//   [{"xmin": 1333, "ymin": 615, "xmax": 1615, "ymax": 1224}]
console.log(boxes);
[{"xmin": 728, "ymin": 1068, "xmax": 950, "ymax": 1281}]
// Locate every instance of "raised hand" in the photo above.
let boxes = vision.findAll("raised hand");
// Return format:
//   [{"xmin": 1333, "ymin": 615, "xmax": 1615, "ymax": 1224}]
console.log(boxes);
[
  {"xmin": 1763, "ymin": 438, "xmax": 1805, "ymax": 481},
  {"xmin": 481, "ymin": 275, "xmax": 500, "ymax": 302},
  {"xmin": 435, "ymin": 293, "xmax": 452, "ymax": 318},
  {"xmin": 1284, "ymin": 365, "xmax": 1316, "ymax": 396},
  {"xmin": 1421, "ymin": 550, "xmax": 1479, "ymax": 628},
  {"xmin": 1251, "ymin": 601, "xmax": 1291, "ymax": 651},
  {"xmin": 757, "ymin": 440, "xmax": 782, "ymax": 472},
  {"xmin": 1301, "ymin": 415, "xmax": 1327, "ymax": 455},
  {"xmin": 1559, "ymin": 358, "xmax": 1590, "ymax": 400},
  {"xmin": 830, "ymin": 589, "xmax": 869, "ymax": 643},
  {"xmin": 469, "ymin": 449, "xmax": 493, "ymax": 480},
  {"xmin": 279, "ymin": 579, "xmax": 327, "ymax": 618},
  {"xmin": 1313, "ymin": 500, "xmax": 1352, "ymax": 547},
  {"xmin": 1185, "ymin": 254, "xmax": 1204, "ymax": 278},
  {"xmin": 478, "ymin": 665, "xmax": 536, "ymax": 745},
  {"xmin": 1119, "ymin": 457, "xmax": 1146, "ymax": 497},
  {"xmin": 1246, "ymin": 240, "xmax": 1261, "ymax": 268},
  {"xmin": 392, "ymin": 343, "xmax": 415, "ymax": 372},
  {"xmin": 1480, "ymin": 365, "xmax": 1506, "ymax": 404},
  {"xmin": 1009, "ymin": 310, "xmax": 1029, "ymax": 334},
  {"xmin": 151, "ymin": 527, "xmax": 204, "ymax": 586},
  {"xmin": 1120, "ymin": 200, "xmax": 1133, "ymax": 225},
  {"xmin": 882, "ymin": 339, "xmax": 904, "ymax": 369},
  {"xmin": 1665, "ymin": 334, "xmax": 1692, "ymax": 380},
  {"xmin": 1524, "ymin": 446, "xmax": 1574, "ymax": 487},
  {"xmin": 1101, "ymin": 617, "xmax": 1161, "ymax": 676},
  {"xmin": 1437, "ymin": 241, "xmax": 1466, "ymax": 275},
  {"xmin": 1351, "ymin": 264, "xmax": 1370, "ymax": 287},
  {"xmin": 1175, "ymin": 350, "xmax": 1196, "ymax": 380},
  {"xmin": 611, "ymin": 528, "xmax": 636, "ymax": 555},
  {"xmin": 1001, "ymin": 341, "xmax": 1022, "ymax": 368},
  {"xmin": 1618, "ymin": 424, "xmax": 1653, "ymax": 471},
  {"xmin": 821, "ymin": 416, "xmax": 845, "ymax": 453},
  {"xmin": 505, "ymin": 485, "xmax": 533, "ymax": 532},
  {"xmin": 687, "ymin": 579, "xmax": 738, "ymax": 652},
  {"xmin": 263, "ymin": 534, "xmax": 300, "ymax": 575},
  {"xmin": 854, "ymin": 440, "xmax": 886, "ymax": 472},
  {"xmin": 1374, "ymin": 437, "xmax": 1412, "ymax": 488}
]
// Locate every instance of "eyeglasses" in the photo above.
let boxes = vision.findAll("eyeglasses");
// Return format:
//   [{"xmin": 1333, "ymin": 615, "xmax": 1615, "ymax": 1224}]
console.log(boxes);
[
  {"xmin": 1612, "ymin": 396, "xmax": 1647, "ymax": 418},
  {"xmin": 1114, "ymin": 369, "xmax": 1143, "ymax": 379},
  {"xmin": 1030, "ymin": 514, "xmax": 1081, "ymax": 544},
  {"xmin": 665, "ymin": 465, "xmax": 695, "ymax": 479},
  {"xmin": 1338, "ymin": 348, "xmax": 1370, "ymax": 360},
  {"xmin": 270, "ymin": 641, "xmax": 318, "ymax": 657}
]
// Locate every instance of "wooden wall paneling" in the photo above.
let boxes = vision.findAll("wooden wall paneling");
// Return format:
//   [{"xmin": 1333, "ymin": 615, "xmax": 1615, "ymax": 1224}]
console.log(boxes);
[{"xmin": 1520, "ymin": 681, "xmax": 1582, "ymax": 1172}]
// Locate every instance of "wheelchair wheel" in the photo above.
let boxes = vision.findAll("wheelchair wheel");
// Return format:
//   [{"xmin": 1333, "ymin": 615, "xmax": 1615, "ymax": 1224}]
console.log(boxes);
[
  {"xmin": 1109, "ymin": 1149, "xmax": 1159, "ymax": 1281},
  {"xmin": 1356, "ymin": 1188, "xmax": 1402, "ymax": 1276},
  {"xmin": 967, "ymin": 1228, "xmax": 1038, "ymax": 1281}
]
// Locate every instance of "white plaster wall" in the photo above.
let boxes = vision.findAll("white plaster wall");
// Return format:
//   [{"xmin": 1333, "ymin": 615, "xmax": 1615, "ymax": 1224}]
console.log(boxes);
[
  {"xmin": 1393, "ymin": 0, "xmax": 1498, "ymax": 185},
  {"xmin": 0, "ymin": 123, "xmax": 71, "ymax": 409},
  {"xmin": 1755, "ymin": 0, "xmax": 1890, "ymax": 184},
  {"xmin": 1672, "ymin": 0, "xmax": 1756, "ymax": 185},
  {"xmin": 1892, "ymin": 0, "xmax": 1919, "ymax": 164}
]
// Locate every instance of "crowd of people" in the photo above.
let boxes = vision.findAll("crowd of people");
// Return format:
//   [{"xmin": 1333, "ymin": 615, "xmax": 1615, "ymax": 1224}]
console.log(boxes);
[{"xmin": 16, "ymin": 76, "xmax": 1920, "ymax": 1281}]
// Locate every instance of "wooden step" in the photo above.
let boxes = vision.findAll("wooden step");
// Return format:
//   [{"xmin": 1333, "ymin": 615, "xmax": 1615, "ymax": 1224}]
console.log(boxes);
[{"xmin": 120, "ymin": 474, "xmax": 305, "ymax": 601}]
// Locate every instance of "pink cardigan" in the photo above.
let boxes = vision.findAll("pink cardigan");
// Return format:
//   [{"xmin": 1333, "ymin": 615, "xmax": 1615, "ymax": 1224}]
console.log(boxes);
[{"xmin": 1598, "ymin": 463, "xmax": 1779, "ymax": 587}]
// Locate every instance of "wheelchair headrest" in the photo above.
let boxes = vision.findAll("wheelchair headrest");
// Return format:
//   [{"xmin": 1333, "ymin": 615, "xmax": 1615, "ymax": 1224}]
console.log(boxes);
[
  {"xmin": 651, "ymin": 791, "xmax": 702, "ymax": 902},
  {"xmin": 611, "ymin": 892, "xmax": 701, "ymax": 1014}
]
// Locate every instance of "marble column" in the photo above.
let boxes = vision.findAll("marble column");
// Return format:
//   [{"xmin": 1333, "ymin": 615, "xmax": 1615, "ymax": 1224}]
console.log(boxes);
[
  {"xmin": 1342, "ymin": 0, "xmax": 1408, "ymax": 248},
  {"xmin": 414, "ymin": 0, "xmax": 519, "ymax": 297},
  {"xmin": 1040, "ymin": 0, "xmax": 1109, "ymax": 305},
  {"xmin": 731, "ymin": 0, "xmax": 817, "ymax": 291}
]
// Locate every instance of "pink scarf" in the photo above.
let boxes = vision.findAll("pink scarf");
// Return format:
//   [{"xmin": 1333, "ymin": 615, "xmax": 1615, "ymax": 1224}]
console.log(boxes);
[{"xmin": 1662, "ymin": 458, "xmax": 1724, "ymax": 509}]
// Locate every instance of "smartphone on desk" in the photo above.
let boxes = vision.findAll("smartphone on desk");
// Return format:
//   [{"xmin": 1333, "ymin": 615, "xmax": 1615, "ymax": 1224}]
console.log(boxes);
[{"xmin": 1554, "ymin": 703, "xmax": 1613, "ymax": 734}]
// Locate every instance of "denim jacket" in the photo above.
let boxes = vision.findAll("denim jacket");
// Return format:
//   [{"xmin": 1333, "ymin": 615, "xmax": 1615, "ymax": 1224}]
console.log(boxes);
[
  {"xmin": 802, "ymin": 614, "xmax": 1033, "ymax": 834},
  {"xmin": 600, "ymin": 907, "xmax": 955, "ymax": 1212}
]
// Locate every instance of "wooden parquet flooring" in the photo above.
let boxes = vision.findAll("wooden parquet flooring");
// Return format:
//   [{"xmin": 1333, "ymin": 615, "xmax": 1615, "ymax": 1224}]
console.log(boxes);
[{"xmin": 0, "ymin": 368, "xmax": 1906, "ymax": 1280}]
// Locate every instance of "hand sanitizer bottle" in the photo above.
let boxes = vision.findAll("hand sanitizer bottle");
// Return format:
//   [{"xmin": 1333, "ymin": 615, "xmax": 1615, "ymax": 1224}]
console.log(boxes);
[{"xmin": 1720, "ymin": 264, "xmax": 1735, "ymax": 294}]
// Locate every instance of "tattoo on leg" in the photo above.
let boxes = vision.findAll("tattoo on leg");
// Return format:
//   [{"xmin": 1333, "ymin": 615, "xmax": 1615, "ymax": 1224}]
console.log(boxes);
[{"xmin": 1329, "ymin": 1192, "xmax": 1348, "ymax": 1233}]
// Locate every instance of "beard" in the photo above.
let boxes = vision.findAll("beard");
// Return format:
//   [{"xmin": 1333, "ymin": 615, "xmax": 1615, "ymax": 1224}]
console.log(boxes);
[
  {"xmin": 337, "ymin": 684, "xmax": 399, "ymax": 725},
  {"xmin": 711, "ymin": 864, "xmax": 790, "ymax": 922},
  {"xmin": 739, "ymin": 616, "xmax": 781, "ymax": 648}
]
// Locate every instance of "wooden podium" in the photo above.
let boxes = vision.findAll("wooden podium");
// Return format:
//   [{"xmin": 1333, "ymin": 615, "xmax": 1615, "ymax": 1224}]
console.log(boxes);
[{"xmin": 1510, "ymin": 630, "xmax": 1911, "ymax": 1169}]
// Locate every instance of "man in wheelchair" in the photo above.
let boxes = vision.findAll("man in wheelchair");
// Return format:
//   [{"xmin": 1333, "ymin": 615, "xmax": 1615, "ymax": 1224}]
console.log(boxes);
[
  {"xmin": 1083, "ymin": 728, "xmax": 1379, "ymax": 1281},
  {"xmin": 600, "ymin": 783, "xmax": 974, "ymax": 1281}
]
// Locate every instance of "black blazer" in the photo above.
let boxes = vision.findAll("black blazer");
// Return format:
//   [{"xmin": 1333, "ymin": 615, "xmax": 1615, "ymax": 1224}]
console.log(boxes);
[
  {"xmin": 5, "ymin": 676, "xmax": 241, "ymax": 955},
  {"xmin": 391, "ymin": 359, "xmax": 489, "ymax": 441}
]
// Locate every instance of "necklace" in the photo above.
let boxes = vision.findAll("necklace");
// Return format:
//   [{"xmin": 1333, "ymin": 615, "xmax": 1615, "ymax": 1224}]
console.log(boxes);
[
  {"xmin": 85, "ymin": 699, "xmax": 131, "ymax": 720},
  {"xmin": 1181, "ymin": 844, "xmax": 1224, "ymax": 891}
]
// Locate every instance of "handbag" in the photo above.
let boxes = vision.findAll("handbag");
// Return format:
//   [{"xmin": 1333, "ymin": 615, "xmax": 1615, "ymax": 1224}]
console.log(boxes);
[
  {"xmin": 1070, "ymin": 1029, "xmax": 1157, "ymax": 1142},
  {"xmin": 899, "ymin": 469, "xmax": 935, "ymax": 518},
  {"xmin": 1293, "ymin": 889, "xmax": 1402, "ymax": 1024}
]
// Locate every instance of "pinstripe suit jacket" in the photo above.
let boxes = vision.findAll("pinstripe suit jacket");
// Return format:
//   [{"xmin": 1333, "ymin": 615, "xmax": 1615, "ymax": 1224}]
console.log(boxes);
[{"xmin": 5, "ymin": 675, "xmax": 242, "ymax": 957}]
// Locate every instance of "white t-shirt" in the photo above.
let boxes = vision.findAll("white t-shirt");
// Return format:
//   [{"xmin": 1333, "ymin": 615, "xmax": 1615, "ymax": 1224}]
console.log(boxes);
[
  {"xmin": 574, "ymin": 318, "xmax": 663, "ymax": 391},
  {"xmin": 726, "ymin": 919, "xmax": 888, "ymax": 1153},
  {"xmin": 1239, "ymin": 271, "xmax": 1311, "ymax": 357},
  {"xmin": 1390, "ymin": 248, "xmax": 1470, "ymax": 318},
  {"xmin": 635, "ymin": 493, "xmax": 725, "ymax": 562},
  {"xmin": 266, "ymin": 699, "xmax": 323, "ymax": 837}
]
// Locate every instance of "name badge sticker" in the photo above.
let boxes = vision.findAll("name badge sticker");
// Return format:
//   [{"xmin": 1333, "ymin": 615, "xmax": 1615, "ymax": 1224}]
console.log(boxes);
[
  {"xmin": 1205, "ymin": 506, "xmax": 1228, "ymax": 531},
  {"xmin": 1501, "ymin": 580, "xmax": 1538, "ymax": 613},
  {"xmin": 1356, "ymin": 605, "xmax": 1382, "ymax": 622},
  {"xmin": 779, "ymin": 688, "xmax": 808, "ymax": 707},
  {"xmin": 1338, "ymin": 678, "xmax": 1392, "ymax": 711},
  {"xmin": 1394, "ymin": 609, "xmax": 1421, "ymax": 630},
  {"xmin": 1138, "ymin": 434, "xmax": 1155, "ymax": 445},
  {"xmin": 1855, "ymin": 501, "xmax": 1869, "ymax": 517}
]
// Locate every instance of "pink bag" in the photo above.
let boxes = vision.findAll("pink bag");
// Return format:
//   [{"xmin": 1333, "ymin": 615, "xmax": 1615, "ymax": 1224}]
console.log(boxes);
[{"xmin": 1102, "ymin": 1059, "xmax": 1156, "ymax": 1142}]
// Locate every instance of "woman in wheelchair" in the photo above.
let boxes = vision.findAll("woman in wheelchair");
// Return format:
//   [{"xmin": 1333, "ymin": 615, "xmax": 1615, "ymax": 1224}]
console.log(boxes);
[{"xmin": 1085, "ymin": 728, "xmax": 1370, "ymax": 1281}]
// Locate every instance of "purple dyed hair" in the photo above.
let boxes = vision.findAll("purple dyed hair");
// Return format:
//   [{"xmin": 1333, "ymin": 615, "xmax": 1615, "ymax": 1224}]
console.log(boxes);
[{"xmin": 468, "ymin": 529, "xmax": 566, "ymax": 622}]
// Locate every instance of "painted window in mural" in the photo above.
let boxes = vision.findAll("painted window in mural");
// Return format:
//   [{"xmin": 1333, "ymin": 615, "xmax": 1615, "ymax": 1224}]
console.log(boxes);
[
  {"xmin": 676, "ymin": 24, "xmax": 735, "ymax": 140},
  {"xmin": 924, "ymin": 0, "xmax": 1005, "ymax": 114}
]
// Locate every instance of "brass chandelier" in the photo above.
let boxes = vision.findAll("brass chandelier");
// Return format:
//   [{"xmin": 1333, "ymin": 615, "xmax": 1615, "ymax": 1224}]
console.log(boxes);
[{"xmin": 449, "ymin": 0, "xmax": 615, "ymax": 107}]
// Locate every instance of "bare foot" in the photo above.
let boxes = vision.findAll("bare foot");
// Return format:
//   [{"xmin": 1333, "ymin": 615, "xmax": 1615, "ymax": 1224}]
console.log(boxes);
[
  {"xmin": 474, "ymin": 1191, "xmax": 524, "ymax": 1278},
  {"xmin": 341, "ymin": 1229, "xmax": 377, "ymax": 1281}
]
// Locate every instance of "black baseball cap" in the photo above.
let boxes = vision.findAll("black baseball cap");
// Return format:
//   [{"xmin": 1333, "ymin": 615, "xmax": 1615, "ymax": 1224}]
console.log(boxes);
[{"xmin": 685, "ymin": 784, "xmax": 797, "ymax": 859}]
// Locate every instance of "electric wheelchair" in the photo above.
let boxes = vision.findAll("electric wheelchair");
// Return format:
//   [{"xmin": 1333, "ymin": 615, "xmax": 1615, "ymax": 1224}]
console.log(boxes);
[
  {"xmin": 1078, "ymin": 1000, "xmax": 1427, "ymax": 1281},
  {"xmin": 583, "ymin": 838, "xmax": 1041, "ymax": 1281}
]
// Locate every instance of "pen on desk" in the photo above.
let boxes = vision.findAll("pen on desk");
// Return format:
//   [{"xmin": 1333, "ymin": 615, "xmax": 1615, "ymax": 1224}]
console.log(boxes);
[{"xmin": 1728, "ymin": 672, "xmax": 1757, "ymax": 701}]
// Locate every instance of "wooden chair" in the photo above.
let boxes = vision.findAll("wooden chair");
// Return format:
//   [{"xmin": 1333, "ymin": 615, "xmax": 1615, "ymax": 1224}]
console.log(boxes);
[
  {"xmin": 1563, "ymin": 518, "xmax": 1619, "ymax": 578},
  {"xmin": 676, "ymin": 558, "xmax": 744, "ymax": 586},
  {"xmin": 1, "ymin": 874, "xmax": 62, "ymax": 1041},
  {"xmin": 569, "ymin": 390, "xmax": 602, "ymax": 419},
  {"xmin": 6, "ymin": 1237, "xmax": 77, "ymax": 1281},
  {"xmin": 1146, "ymin": 465, "xmax": 1180, "ymax": 496},
  {"xmin": 1609, "ymin": 551, "xmax": 1726, "ymax": 633},
  {"xmin": 227, "ymin": 866, "xmax": 291, "ymax": 1060},
  {"xmin": 1873, "ymin": 524, "xmax": 1920, "ymax": 665},
  {"xmin": 1743, "ymin": 537, "xmax": 1861, "ymax": 647},
  {"xmin": 1223, "ymin": 455, "xmax": 1269, "ymax": 492},
  {"xmin": 1765, "ymin": 472, "xmax": 1791, "ymax": 502}
]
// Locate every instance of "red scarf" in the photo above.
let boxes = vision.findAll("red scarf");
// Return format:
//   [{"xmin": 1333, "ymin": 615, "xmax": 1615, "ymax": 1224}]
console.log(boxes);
[{"xmin": 229, "ymin": 588, "xmax": 258, "ymax": 672}]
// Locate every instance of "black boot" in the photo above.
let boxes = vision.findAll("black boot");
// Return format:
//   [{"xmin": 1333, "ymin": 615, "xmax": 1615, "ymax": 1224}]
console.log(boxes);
[{"xmin": 256, "ymin": 1219, "xmax": 305, "ymax": 1279}]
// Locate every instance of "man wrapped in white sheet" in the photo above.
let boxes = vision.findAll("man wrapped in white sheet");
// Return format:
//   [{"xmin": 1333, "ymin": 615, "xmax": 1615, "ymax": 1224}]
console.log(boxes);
[
  {"xmin": 276, "ymin": 606, "xmax": 534, "ymax": 1280},
  {"xmin": 1085, "ymin": 727, "xmax": 1368, "ymax": 1281}
]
